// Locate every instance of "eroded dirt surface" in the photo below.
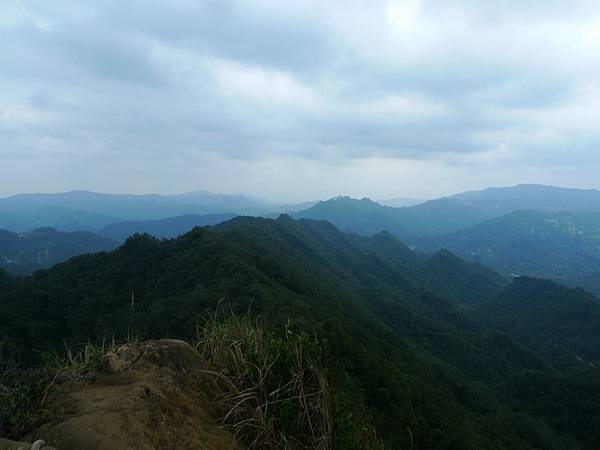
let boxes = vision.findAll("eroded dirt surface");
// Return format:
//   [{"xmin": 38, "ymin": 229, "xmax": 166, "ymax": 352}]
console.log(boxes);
[{"xmin": 29, "ymin": 340, "xmax": 238, "ymax": 450}]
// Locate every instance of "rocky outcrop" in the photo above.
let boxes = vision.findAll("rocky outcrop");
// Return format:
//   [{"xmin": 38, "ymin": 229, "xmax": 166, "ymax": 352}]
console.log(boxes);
[{"xmin": 28, "ymin": 340, "xmax": 238, "ymax": 450}]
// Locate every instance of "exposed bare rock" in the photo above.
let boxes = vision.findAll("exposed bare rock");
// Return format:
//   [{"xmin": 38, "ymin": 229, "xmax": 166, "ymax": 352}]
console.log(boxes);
[{"xmin": 29, "ymin": 340, "xmax": 239, "ymax": 450}]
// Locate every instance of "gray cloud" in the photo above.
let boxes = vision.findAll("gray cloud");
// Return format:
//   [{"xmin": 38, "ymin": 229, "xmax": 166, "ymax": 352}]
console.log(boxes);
[{"xmin": 1, "ymin": 0, "xmax": 600, "ymax": 201}]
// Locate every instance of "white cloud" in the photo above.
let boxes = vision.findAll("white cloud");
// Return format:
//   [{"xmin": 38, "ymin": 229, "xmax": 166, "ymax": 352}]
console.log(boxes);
[{"xmin": 1, "ymin": 0, "xmax": 600, "ymax": 200}]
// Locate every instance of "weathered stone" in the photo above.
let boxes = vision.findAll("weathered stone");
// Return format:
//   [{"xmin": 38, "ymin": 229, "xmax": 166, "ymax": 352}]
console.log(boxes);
[
  {"xmin": 27, "ymin": 340, "xmax": 240, "ymax": 450},
  {"xmin": 99, "ymin": 343, "xmax": 143, "ymax": 374}
]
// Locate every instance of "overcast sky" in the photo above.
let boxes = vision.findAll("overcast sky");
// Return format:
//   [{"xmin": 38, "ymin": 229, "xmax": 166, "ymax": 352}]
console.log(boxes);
[{"xmin": 1, "ymin": 0, "xmax": 600, "ymax": 202}]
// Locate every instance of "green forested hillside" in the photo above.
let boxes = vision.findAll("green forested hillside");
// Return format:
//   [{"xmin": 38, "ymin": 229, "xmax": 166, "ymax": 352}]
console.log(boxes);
[
  {"xmin": 479, "ymin": 277, "xmax": 600, "ymax": 448},
  {"xmin": 0, "ymin": 215, "xmax": 595, "ymax": 449},
  {"xmin": 499, "ymin": 370, "xmax": 600, "ymax": 450},
  {"xmin": 423, "ymin": 249, "xmax": 508, "ymax": 306},
  {"xmin": 0, "ymin": 227, "xmax": 118, "ymax": 275},
  {"xmin": 417, "ymin": 210, "xmax": 600, "ymax": 280},
  {"xmin": 477, "ymin": 277, "xmax": 600, "ymax": 369}
]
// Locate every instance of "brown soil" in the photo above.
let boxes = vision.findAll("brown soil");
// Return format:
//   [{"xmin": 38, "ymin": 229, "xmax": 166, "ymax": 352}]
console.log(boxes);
[{"xmin": 28, "ymin": 340, "xmax": 239, "ymax": 450}]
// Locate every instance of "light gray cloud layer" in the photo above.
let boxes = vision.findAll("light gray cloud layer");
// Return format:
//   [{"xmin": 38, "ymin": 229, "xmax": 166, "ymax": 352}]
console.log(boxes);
[{"xmin": 1, "ymin": 0, "xmax": 600, "ymax": 201}]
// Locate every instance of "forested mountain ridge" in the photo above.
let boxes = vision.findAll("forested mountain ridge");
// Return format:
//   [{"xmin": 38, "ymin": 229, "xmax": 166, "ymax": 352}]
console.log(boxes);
[
  {"xmin": 0, "ymin": 215, "xmax": 583, "ymax": 449},
  {"xmin": 477, "ymin": 277, "xmax": 600, "ymax": 369},
  {"xmin": 423, "ymin": 249, "xmax": 508, "ymax": 306}
]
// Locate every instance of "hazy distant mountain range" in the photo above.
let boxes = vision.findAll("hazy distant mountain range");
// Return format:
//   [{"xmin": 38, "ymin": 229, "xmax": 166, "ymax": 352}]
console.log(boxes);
[
  {"xmin": 452, "ymin": 184, "xmax": 600, "ymax": 214},
  {"xmin": 0, "ymin": 191, "xmax": 266, "ymax": 231},
  {"xmin": 3, "ymin": 184, "xmax": 599, "ymax": 234},
  {"xmin": 98, "ymin": 213, "xmax": 238, "ymax": 242},
  {"xmin": 293, "ymin": 195, "xmax": 490, "ymax": 238},
  {"xmin": 3, "ymin": 184, "xmax": 600, "ymax": 289},
  {"xmin": 376, "ymin": 197, "xmax": 425, "ymax": 208},
  {"xmin": 294, "ymin": 184, "xmax": 600, "ymax": 239},
  {"xmin": 0, "ymin": 190, "xmax": 310, "ymax": 232}
]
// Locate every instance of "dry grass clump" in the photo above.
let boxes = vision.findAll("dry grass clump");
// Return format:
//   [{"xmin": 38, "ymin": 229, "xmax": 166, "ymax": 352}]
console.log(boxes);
[
  {"xmin": 196, "ymin": 313, "xmax": 333, "ymax": 449},
  {"xmin": 39, "ymin": 341, "xmax": 106, "ymax": 376},
  {"xmin": 2, "ymin": 317, "xmax": 384, "ymax": 449}
]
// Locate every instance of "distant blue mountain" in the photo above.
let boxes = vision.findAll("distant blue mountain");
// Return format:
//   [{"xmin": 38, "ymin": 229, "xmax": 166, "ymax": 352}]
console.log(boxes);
[
  {"xmin": 377, "ymin": 197, "xmax": 425, "ymax": 208},
  {"xmin": 0, "ymin": 190, "xmax": 275, "ymax": 232},
  {"xmin": 415, "ymin": 210, "xmax": 600, "ymax": 280},
  {"xmin": 0, "ymin": 227, "xmax": 118, "ymax": 275},
  {"xmin": 451, "ymin": 184, "xmax": 600, "ymax": 215},
  {"xmin": 294, "ymin": 184, "xmax": 600, "ymax": 238},
  {"xmin": 99, "ymin": 213, "xmax": 238, "ymax": 242}
]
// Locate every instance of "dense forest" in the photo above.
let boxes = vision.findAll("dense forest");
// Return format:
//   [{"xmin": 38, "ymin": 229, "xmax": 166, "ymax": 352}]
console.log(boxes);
[
  {"xmin": 417, "ymin": 210, "xmax": 600, "ymax": 280},
  {"xmin": 2, "ymin": 215, "xmax": 600, "ymax": 449}
]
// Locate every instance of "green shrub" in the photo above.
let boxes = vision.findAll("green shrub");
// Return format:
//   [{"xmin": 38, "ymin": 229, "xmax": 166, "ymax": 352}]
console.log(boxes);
[
  {"xmin": 0, "ymin": 339, "xmax": 52, "ymax": 440},
  {"xmin": 0, "ymin": 340, "xmax": 106, "ymax": 439}
]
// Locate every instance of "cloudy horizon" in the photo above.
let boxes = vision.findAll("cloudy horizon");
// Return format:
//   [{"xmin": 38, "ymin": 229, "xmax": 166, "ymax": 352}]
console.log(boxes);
[{"xmin": 2, "ymin": 0, "xmax": 600, "ymax": 202}]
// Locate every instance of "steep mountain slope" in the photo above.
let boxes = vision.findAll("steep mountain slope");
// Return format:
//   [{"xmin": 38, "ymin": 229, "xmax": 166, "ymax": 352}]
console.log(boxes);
[
  {"xmin": 477, "ymin": 277, "xmax": 600, "ymax": 369},
  {"xmin": 0, "ymin": 216, "xmax": 572, "ymax": 449},
  {"xmin": 498, "ymin": 370, "xmax": 600, "ymax": 450},
  {"xmin": 218, "ymin": 216, "xmax": 546, "ymax": 383},
  {"xmin": 423, "ymin": 249, "xmax": 508, "ymax": 306},
  {"xmin": 417, "ymin": 210, "xmax": 600, "ymax": 280},
  {"xmin": 0, "ymin": 227, "xmax": 118, "ymax": 275},
  {"xmin": 99, "ymin": 213, "xmax": 237, "ymax": 242},
  {"xmin": 475, "ymin": 277, "xmax": 600, "ymax": 448}
]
